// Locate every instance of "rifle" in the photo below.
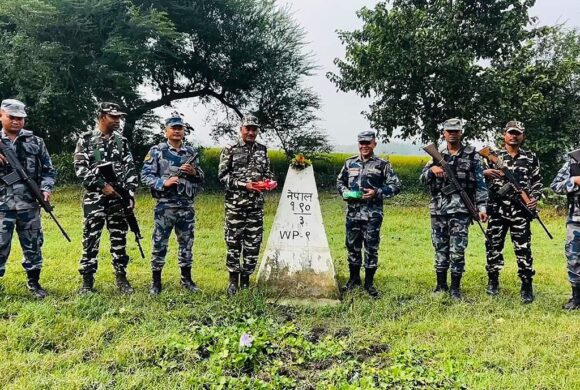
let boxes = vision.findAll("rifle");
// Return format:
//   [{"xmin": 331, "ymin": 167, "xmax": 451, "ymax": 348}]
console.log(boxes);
[
  {"xmin": 568, "ymin": 148, "xmax": 580, "ymax": 164},
  {"xmin": 97, "ymin": 162, "xmax": 145, "ymax": 258},
  {"xmin": 0, "ymin": 139, "xmax": 71, "ymax": 242},
  {"xmin": 479, "ymin": 146, "xmax": 553, "ymax": 239},
  {"xmin": 423, "ymin": 143, "xmax": 488, "ymax": 242},
  {"xmin": 177, "ymin": 151, "xmax": 198, "ymax": 179}
]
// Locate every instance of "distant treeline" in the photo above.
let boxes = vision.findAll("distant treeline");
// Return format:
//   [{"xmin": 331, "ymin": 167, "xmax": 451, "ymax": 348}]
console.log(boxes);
[{"xmin": 52, "ymin": 149, "xmax": 429, "ymax": 193}]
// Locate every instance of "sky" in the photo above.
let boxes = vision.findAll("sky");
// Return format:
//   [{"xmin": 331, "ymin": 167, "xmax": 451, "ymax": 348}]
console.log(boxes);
[{"xmin": 158, "ymin": 0, "xmax": 580, "ymax": 148}]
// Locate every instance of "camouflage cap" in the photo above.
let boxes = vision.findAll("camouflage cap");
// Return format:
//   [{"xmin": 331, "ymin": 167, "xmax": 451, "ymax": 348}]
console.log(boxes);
[
  {"xmin": 1, "ymin": 99, "xmax": 27, "ymax": 118},
  {"xmin": 165, "ymin": 111, "xmax": 185, "ymax": 127},
  {"xmin": 504, "ymin": 120, "xmax": 525, "ymax": 134},
  {"xmin": 357, "ymin": 131, "xmax": 376, "ymax": 142},
  {"xmin": 99, "ymin": 102, "xmax": 126, "ymax": 116},
  {"xmin": 241, "ymin": 114, "xmax": 260, "ymax": 128},
  {"xmin": 438, "ymin": 118, "xmax": 466, "ymax": 132}
]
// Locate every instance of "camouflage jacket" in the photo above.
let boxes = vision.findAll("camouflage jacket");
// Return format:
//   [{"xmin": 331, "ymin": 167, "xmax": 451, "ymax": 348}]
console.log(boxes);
[
  {"xmin": 336, "ymin": 154, "xmax": 402, "ymax": 220},
  {"xmin": 141, "ymin": 141, "xmax": 204, "ymax": 207},
  {"xmin": 0, "ymin": 129, "xmax": 56, "ymax": 211},
  {"xmin": 74, "ymin": 128, "xmax": 138, "ymax": 214},
  {"xmin": 218, "ymin": 139, "xmax": 273, "ymax": 209},
  {"xmin": 551, "ymin": 159, "xmax": 580, "ymax": 223},
  {"xmin": 483, "ymin": 148, "xmax": 542, "ymax": 216},
  {"xmin": 420, "ymin": 144, "xmax": 488, "ymax": 216}
]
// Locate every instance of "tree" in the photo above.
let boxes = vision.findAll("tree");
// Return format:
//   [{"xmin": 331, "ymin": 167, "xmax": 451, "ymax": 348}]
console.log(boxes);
[
  {"xmin": 488, "ymin": 28, "xmax": 580, "ymax": 179},
  {"xmin": 329, "ymin": 0, "xmax": 538, "ymax": 143},
  {"xmin": 0, "ymin": 0, "xmax": 327, "ymax": 157}
]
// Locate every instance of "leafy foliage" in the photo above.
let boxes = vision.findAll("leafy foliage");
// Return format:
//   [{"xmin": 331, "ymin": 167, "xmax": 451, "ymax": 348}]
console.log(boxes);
[
  {"xmin": 329, "ymin": 0, "xmax": 539, "ymax": 143},
  {"xmin": 0, "ymin": 0, "xmax": 327, "ymax": 157},
  {"xmin": 488, "ymin": 28, "xmax": 580, "ymax": 178}
]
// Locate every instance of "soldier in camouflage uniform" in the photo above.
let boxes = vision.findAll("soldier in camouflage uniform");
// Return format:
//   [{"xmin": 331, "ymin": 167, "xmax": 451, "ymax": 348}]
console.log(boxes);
[
  {"xmin": 550, "ymin": 152, "xmax": 580, "ymax": 310},
  {"xmin": 420, "ymin": 118, "xmax": 488, "ymax": 299},
  {"xmin": 74, "ymin": 102, "xmax": 138, "ymax": 294},
  {"xmin": 337, "ymin": 131, "xmax": 401, "ymax": 299},
  {"xmin": 0, "ymin": 99, "xmax": 56, "ymax": 299},
  {"xmin": 141, "ymin": 113, "xmax": 204, "ymax": 295},
  {"xmin": 483, "ymin": 121, "xmax": 542, "ymax": 304},
  {"xmin": 218, "ymin": 115, "xmax": 274, "ymax": 296}
]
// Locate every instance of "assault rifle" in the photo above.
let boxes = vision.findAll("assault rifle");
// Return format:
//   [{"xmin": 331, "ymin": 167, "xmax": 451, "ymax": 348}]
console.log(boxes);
[
  {"xmin": 177, "ymin": 151, "xmax": 199, "ymax": 179},
  {"xmin": 479, "ymin": 147, "xmax": 552, "ymax": 239},
  {"xmin": 423, "ymin": 143, "xmax": 488, "ymax": 242},
  {"xmin": 568, "ymin": 148, "xmax": 580, "ymax": 164},
  {"xmin": 97, "ymin": 162, "xmax": 145, "ymax": 258},
  {"xmin": 0, "ymin": 139, "xmax": 71, "ymax": 242}
]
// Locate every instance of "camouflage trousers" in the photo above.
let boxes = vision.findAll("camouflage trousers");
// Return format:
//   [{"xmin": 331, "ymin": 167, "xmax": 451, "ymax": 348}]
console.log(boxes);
[
  {"xmin": 430, "ymin": 213, "xmax": 471, "ymax": 274},
  {"xmin": 79, "ymin": 209, "xmax": 129, "ymax": 275},
  {"xmin": 225, "ymin": 205, "xmax": 263, "ymax": 275},
  {"xmin": 345, "ymin": 216, "xmax": 383, "ymax": 269},
  {"xmin": 485, "ymin": 213, "xmax": 534, "ymax": 280},
  {"xmin": 565, "ymin": 222, "xmax": 580, "ymax": 287},
  {"xmin": 151, "ymin": 203, "xmax": 195, "ymax": 271},
  {"xmin": 0, "ymin": 208, "xmax": 43, "ymax": 277}
]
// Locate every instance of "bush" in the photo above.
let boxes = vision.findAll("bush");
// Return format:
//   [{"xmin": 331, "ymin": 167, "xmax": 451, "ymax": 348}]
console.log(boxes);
[
  {"xmin": 49, "ymin": 148, "xmax": 430, "ymax": 193},
  {"xmin": 199, "ymin": 148, "xmax": 429, "ymax": 193}
]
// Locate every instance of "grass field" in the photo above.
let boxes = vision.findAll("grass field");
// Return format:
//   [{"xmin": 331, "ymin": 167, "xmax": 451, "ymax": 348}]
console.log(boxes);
[{"xmin": 0, "ymin": 188, "xmax": 578, "ymax": 389}]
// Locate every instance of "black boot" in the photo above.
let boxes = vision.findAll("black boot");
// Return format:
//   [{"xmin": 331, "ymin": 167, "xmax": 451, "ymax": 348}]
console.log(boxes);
[
  {"xmin": 240, "ymin": 274, "xmax": 250, "ymax": 289},
  {"xmin": 433, "ymin": 271, "xmax": 449, "ymax": 293},
  {"xmin": 26, "ymin": 269, "xmax": 47, "ymax": 299},
  {"xmin": 486, "ymin": 272, "xmax": 500, "ymax": 296},
  {"xmin": 115, "ymin": 270, "xmax": 134, "ymax": 294},
  {"xmin": 227, "ymin": 272, "xmax": 239, "ymax": 297},
  {"xmin": 520, "ymin": 278, "xmax": 534, "ymax": 304},
  {"xmin": 343, "ymin": 264, "xmax": 362, "ymax": 292},
  {"xmin": 450, "ymin": 273, "xmax": 462, "ymax": 300},
  {"xmin": 79, "ymin": 273, "xmax": 95, "ymax": 294},
  {"xmin": 563, "ymin": 285, "xmax": 580, "ymax": 310},
  {"xmin": 150, "ymin": 270, "xmax": 162, "ymax": 295},
  {"xmin": 180, "ymin": 267, "xmax": 200, "ymax": 293},
  {"xmin": 364, "ymin": 268, "xmax": 380, "ymax": 299}
]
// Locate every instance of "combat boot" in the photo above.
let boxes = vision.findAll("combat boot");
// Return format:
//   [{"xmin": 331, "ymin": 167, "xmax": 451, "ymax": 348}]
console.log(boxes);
[
  {"xmin": 563, "ymin": 285, "xmax": 580, "ymax": 310},
  {"xmin": 486, "ymin": 272, "xmax": 500, "ymax": 296},
  {"xmin": 343, "ymin": 264, "xmax": 362, "ymax": 292},
  {"xmin": 433, "ymin": 271, "xmax": 449, "ymax": 293},
  {"xmin": 26, "ymin": 269, "xmax": 47, "ymax": 299},
  {"xmin": 520, "ymin": 278, "xmax": 534, "ymax": 304},
  {"xmin": 240, "ymin": 274, "xmax": 250, "ymax": 289},
  {"xmin": 227, "ymin": 272, "xmax": 239, "ymax": 297},
  {"xmin": 450, "ymin": 273, "xmax": 462, "ymax": 300},
  {"xmin": 79, "ymin": 273, "xmax": 95, "ymax": 294},
  {"xmin": 149, "ymin": 270, "xmax": 162, "ymax": 295},
  {"xmin": 180, "ymin": 267, "xmax": 200, "ymax": 293},
  {"xmin": 364, "ymin": 268, "xmax": 380, "ymax": 299},
  {"xmin": 115, "ymin": 270, "xmax": 134, "ymax": 294}
]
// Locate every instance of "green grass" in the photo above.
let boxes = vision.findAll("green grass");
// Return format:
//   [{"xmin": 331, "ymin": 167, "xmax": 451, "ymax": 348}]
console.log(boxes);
[{"xmin": 0, "ymin": 188, "xmax": 578, "ymax": 389}]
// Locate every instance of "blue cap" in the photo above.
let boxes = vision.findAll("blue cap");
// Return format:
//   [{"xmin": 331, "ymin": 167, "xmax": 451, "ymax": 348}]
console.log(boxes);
[
  {"xmin": 1, "ymin": 99, "xmax": 27, "ymax": 118},
  {"xmin": 165, "ymin": 111, "xmax": 185, "ymax": 127},
  {"xmin": 357, "ymin": 131, "xmax": 376, "ymax": 142}
]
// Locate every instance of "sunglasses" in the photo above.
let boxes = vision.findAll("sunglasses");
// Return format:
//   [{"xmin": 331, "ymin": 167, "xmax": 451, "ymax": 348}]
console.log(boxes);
[{"xmin": 359, "ymin": 141, "xmax": 372, "ymax": 145}]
